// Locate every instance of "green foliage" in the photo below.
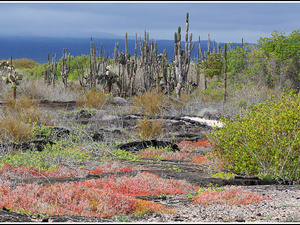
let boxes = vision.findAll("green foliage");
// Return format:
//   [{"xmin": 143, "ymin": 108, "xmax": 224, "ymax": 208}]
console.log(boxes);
[
  {"xmin": 200, "ymin": 53, "xmax": 224, "ymax": 79},
  {"xmin": 208, "ymin": 91, "xmax": 300, "ymax": 183},
  {"xmin": 226, "ymin": 43, "xmax": 249, "ymax": 75},
  {"xmin": 12, "ymin": 58, "xmax": 40, "ymax": 69},
  {"xmin": 2, "ymin": 71, "xmax": 23, "ymax": 89},
  {"xmin": 111, "ymin": 148, "xmax": 139, "ymax": 162},
  {"xmin": 113, "ymin": 213, "xmax": 134, "ymax": 222},
  {"xmin": 197, "ymin": 183, "xmax": 225, "ymax": 194},
  {"xmin": 197, "ymin": 86, "xmax": 224, "ymax": 103},
  {"xmin": 210, "ymin": 172, "xmax": 237, "ymax": 179},
  {"xmin": 257, "ymin": 29, "xmax": 300, "ymax": 91}
]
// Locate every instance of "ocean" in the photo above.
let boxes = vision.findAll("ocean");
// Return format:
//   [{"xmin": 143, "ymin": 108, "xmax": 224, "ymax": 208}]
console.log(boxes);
[{"xmin": 0, "ymin": 36, "xmax": 234, "ymax": 64}]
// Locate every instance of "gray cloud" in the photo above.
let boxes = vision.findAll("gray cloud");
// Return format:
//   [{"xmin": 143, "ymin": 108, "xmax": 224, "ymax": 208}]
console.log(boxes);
[{"xmin": 0, "ymin": 2, "xmax": 300, "ymax": 43}]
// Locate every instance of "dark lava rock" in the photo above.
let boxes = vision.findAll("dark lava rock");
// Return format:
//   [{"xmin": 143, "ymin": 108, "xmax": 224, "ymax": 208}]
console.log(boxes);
[
  {"xmin": 90, "ymin": 133, "xmax": 104, "ymax": 142},
  {"xmin": 0, "ymin": 140, "xmax": 55, "ymax": 152},
  {"xmin": 0, "ymin": 208, "xmax": 33, "ymax": 222},
  {"xmin": 114, "ymin": 140, "xmax": 179, "ymax": 152},
  {"xmin": 77, "ymin": 109, "xmax": 93, "ymax": 118}
]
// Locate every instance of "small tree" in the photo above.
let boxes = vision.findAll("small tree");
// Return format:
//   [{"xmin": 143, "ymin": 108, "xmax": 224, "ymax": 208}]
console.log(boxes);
[{"xmin": 1, "ymin": 57, "xmax": 23, "ymax": 100}]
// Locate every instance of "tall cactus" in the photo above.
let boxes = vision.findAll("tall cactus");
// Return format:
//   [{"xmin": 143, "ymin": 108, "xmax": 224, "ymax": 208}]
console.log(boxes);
[
  {"xmin": 138, "ymin": 30, "xmax": 158, "ymax": 93},
  {"xmin": 60, "ymin": 48, "xmax": 71, "ymax": 89},
  {"xmin": 76, "ymin": 57, "xmax": 89, "ymax": 92},
  {"xmin": 223, "ymin": 43, "xmax": 228, "ymax": 103},
  {"xmin": 44, "ymin": 52, "xmax": 57, "ymax": 88},
  {"xmin": 1, "ymin": 56, "xmax": 23, "ymax": 100},
  {"xmin": 174, "ymin": 12, "xmax": 195, "ymax": 98}
]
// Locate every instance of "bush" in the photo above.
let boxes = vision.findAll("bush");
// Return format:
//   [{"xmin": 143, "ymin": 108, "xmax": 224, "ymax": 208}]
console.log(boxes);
[
  {"xmin": 2, "ymin": 95, "xmax": 49, "ymax": 125},
  {"xmin": 132, "ymin": 90, "xmax": 166, "ymax": 115},
  {"xmin": 76, "ymin": 90, "xmax": 108, "ymax": 109},
  {"xmin": 0, "ymin": 96, "xmax": 50, "ymax": 143},
  {"xmin": 207, "ymin": 91, "xmax": 300, "ymax": 184},
  {"xmin": 136, "ymin": 117, "xmax": 163, "ymax": 141},
  {"xmin": 0, "ymin": 115, "xmax": 35, "ymax": 144},
  {"xmin": 12, "ymin": 58, "xmax": 40, "ymax": 69}
]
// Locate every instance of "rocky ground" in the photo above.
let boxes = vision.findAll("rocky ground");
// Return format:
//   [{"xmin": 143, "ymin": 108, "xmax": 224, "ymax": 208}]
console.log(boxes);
[{"xmin": 0, "ymin": 100, "xmax": 299, "ymax": 223}]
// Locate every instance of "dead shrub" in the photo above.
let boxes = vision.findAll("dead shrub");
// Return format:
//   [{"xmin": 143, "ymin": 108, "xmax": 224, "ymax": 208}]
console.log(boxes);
[
  {"xmin": 132, "ymin": 90, "xmax": 166, "ymax": 115},
  {"xmin": 136, "ymin": 117, "xmax": 163, "ymax": 141},
  {"xmin": 2, "ymin": 95, "xmax": 49, "ymax": 125},
  {"xmin": 0, "ymin": 115, "xmax": 36, "ymax": 143},
  {"xmin": 166, "ymin": 92, "xmax": 192, "ymax": 110},
  {"xmin": 76, "ymin": 90, "xmax": 108, "ymax": 109}
]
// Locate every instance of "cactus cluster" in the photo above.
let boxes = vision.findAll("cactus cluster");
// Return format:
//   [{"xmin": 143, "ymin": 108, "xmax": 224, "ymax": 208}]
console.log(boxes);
[
  {"xmin": 38, "ymin": 12, "xmax": 224, "ymax": 99},
  {"xmin": 44, "ymin": 53, "xmax": 57, "ymax": 87}
]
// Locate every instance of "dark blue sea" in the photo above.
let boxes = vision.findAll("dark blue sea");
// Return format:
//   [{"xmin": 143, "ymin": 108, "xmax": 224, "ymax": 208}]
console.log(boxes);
[{"xmin": 0, "ymin": 36, "xmax": 236, "ymax": 65}]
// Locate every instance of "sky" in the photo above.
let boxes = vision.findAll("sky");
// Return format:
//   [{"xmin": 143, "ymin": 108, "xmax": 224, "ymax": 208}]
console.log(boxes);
[{"xmin": 1, "ymin": 1, "xmax": 300, "ymax": 44}]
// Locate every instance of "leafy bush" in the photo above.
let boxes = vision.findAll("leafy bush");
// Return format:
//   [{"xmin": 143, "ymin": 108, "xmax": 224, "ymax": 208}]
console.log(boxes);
[
  {"xmin": 76, "ymin": 90, "xmax": 108, "ymax": 109},
  {"xmin": 197, "ymin": 87, "xmax": 224, "ymax": 103},
  {"xmin": 208, "ymin": 91, "xmax": 300, "ymax": 183}
]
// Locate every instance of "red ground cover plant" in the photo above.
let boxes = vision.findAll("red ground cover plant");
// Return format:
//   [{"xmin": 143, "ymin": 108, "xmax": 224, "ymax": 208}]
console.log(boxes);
[
  {"xmin": 0, "ymin": 163, "xmax": 143, "ymax": 179},
  {"xmin": 178, "ymin": 139, "xmax": 210, "ymax": 148},
  {"xmin": 137, "ymin": 139, "xmax": 212, "ymax": 165},
  {"xmin": 192, "ymin": 186, "xmax": 272, "ymax": 205},
  {"xmin": 0, "ymin": 172, "xmax": 197, "ymax": 217}
]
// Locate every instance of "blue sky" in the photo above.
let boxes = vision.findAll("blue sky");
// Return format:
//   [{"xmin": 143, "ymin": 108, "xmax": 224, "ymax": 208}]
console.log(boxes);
[{"xmin": 1, "ymin": 1, "xmax": 300, "ymax": 44}]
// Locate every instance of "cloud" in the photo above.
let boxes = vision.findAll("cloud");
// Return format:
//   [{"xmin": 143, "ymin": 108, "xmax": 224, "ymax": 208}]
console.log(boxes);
[{"xmin": 0, "ymin": 2, "xmax": 300, "ymax": 43}]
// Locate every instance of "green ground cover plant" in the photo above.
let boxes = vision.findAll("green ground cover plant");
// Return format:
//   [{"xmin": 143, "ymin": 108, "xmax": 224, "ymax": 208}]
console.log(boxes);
[
  {"xmin": 0, "ymin": 144, "xmax": 93, "ymax": 171},
  {"xmin": 208, "ymin": 91, "xmax": 300, "ymax": 183}
]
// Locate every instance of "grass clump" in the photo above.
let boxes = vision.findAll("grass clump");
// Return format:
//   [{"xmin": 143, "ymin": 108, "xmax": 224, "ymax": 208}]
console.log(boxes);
[
  {"xmin": 132, "ymin": 90, "xmax": 166, "ymax": 115},
  {"xmin": 0, "ymin": 96, "xmax": 49, "ymax": 143},
  {"xmin": 136, "ymin": 116, "xmax": 163, "ymax": 141},
  {"xmin": 208, "ymin": 91, "xmax": 300, "ymax": 184},
  {"xmin": 2, "ymin": 95, "xmax": 49, "ymax": 125},
  {"xmin": 76, "ymin": 90, "xmax": 108, "ymax": 109},
  {"xmin": 0, "ymin": 115, "xmax": 35, "ymax": 143}
]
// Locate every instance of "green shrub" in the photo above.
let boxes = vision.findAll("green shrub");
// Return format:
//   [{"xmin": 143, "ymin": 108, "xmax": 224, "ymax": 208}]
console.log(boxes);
[
  {"xmin": 210, "ymin": 172, "xmax": 237, "ymax": 179},
  {"xmin": 198, "ymin": 88, "xmax": 224, "ymax": 103},
  {"xmin": 207, "ymin": 91, "xmax": 300, "ymax": 184}
]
